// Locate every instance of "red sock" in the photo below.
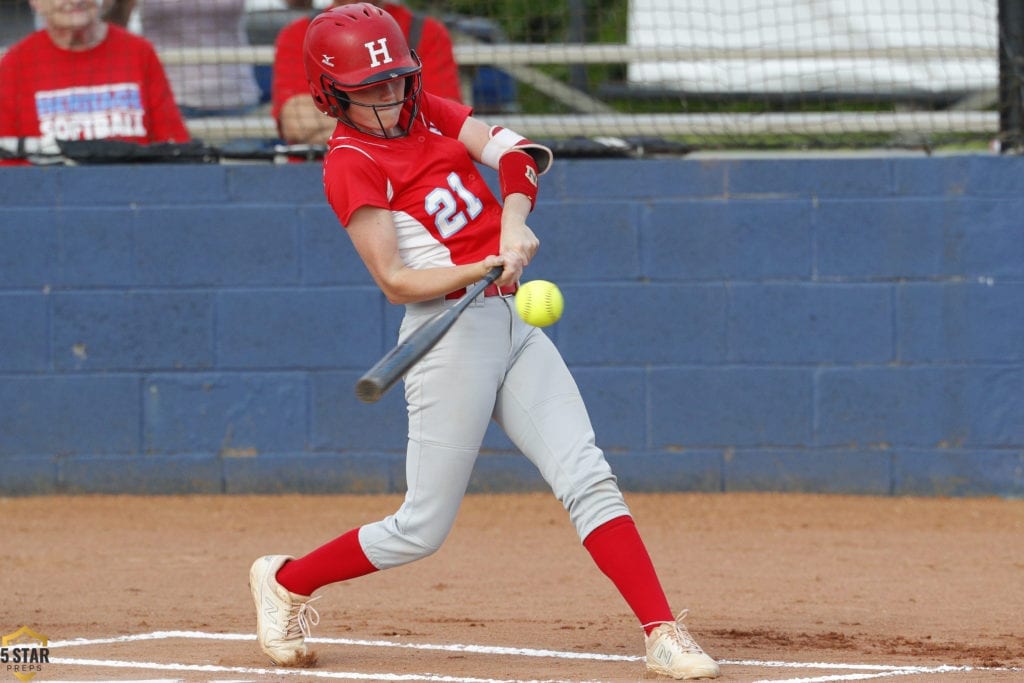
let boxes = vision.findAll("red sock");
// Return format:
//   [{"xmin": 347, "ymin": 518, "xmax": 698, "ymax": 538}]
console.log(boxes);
[
  {"xmin": 275, "ymin": 527, "xmax": 378, "ymax": 597},
  {"xmin": 583, "ymin": 515, "xmax": 674, "ymax": 635}
]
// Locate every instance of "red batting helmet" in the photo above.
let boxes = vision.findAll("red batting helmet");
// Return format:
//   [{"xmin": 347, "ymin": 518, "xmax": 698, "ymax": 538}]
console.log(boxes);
[{"xmin": 303, "ymin": 3, "xmax": 423, "ymax": 136}]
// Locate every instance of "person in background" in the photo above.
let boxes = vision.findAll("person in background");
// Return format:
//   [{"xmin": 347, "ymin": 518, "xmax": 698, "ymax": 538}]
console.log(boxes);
[
  {"xmin": 0, "ymin": 0, "xmax": 189, "ymax": 165},
  {"xmin": 104, "ymin": 0, "xmax": 262, "ymax": 118},
  {"xmin": 273, "ymin": 0, "xmax": 462, "ymax": 145}
]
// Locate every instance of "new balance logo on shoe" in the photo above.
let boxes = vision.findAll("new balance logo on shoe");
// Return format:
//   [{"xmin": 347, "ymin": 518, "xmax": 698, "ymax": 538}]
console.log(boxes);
[{"xmin": 644, "ymin": 611, "xmax": 720, "ymax": 680}]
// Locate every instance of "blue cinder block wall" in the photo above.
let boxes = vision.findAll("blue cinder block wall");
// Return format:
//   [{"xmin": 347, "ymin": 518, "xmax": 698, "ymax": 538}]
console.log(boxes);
[{"xmin": 1, "ymin": 155, "xmax": 1021, "ymax": 497}]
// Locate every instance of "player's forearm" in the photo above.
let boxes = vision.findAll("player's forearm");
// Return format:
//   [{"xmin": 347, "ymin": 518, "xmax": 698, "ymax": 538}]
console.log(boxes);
[
  {"xmin": 501, "ymin": 193, "xmax": 533, "ymax": 227},
  {"xmin": 499, "ymin": 194, "xmax": 540, "ymax": 259},
  {"xmin": 499, "ymin": 194, "xmax": 538, "ymax": 283},
  {"xmin": 376, "ymin": 262, "xmax": 501, "ymax": 305}
]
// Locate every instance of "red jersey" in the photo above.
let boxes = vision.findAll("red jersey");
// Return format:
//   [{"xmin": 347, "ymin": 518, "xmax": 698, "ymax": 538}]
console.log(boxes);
[
  {"xmin": 0, "ymin": 25, "xmax": 189, "ymax": 145},
  {"xmin": 272, "ymin": 3, "xmax": 462, "ymax": 130},
  {"xmin": 323, "ymin": 92, "xmax": 501, "ymax": 270}
]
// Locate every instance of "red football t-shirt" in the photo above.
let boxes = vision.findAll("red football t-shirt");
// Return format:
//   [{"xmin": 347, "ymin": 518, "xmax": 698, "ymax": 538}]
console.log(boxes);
[
  {"xmin": 0, "ymin": 25, "xmax": 190, "ymax": 145},
  {"xmin": 323, "ymin": 92, "xmax": 501, "ymax": 270}
]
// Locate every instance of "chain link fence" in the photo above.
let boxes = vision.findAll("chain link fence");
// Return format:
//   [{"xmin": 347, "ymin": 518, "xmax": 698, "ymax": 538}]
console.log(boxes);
[{"xmin": 2, "ymin": 0, "xmax": 1022, "ymax": 162}]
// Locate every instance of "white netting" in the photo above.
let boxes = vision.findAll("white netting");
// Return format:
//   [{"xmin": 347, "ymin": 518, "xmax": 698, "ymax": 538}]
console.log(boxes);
[
  {"xmin": 0, "ymin": 0, "xmax": 1017, "ymax": 157},
  {"xmin": 627, "ymin": 0, "xmax": 997, "ymax": 95}
]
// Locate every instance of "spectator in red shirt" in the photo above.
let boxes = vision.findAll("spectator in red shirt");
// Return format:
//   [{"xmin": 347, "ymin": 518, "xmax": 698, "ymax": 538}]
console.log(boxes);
[
  {"xmin": 0, "ymin": 0, "xmax": 189, "ymax": 165},
  {"xmin": 273, "ymin": 0, "xmax": 462, "ymax": 145}
]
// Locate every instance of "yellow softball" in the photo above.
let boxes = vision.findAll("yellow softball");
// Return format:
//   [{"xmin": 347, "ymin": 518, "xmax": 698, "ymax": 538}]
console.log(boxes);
[{"xmin": 515, "ymin": 279, "xmax": 564, "ymax": 327}]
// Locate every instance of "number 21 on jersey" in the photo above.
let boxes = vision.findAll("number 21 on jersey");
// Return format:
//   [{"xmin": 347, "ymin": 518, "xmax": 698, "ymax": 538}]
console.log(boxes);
[{"xmin": 425, "ymin": 172, "xmax": 483, "ymax": 238}]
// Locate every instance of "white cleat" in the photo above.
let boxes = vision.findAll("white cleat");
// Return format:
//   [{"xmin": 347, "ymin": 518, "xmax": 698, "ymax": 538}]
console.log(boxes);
[
  {"xmin": 644, "ymin": 610, "xmax": 720, "ymax": 679},
  {"xmin": 249, "ymin": 555, "xmax": 320, "ymax": 667}
]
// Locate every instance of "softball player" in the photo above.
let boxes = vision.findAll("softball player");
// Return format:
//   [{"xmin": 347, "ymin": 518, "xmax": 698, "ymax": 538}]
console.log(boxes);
[{"xmin": 248, "ymin": 5, "xmax": 719, "ymax": 679}]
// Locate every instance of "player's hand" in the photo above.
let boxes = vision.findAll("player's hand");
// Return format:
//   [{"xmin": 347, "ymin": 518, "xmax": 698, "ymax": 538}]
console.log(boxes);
[
  {"xmin": 498, "ymin": 223, "xmax": 538, "ymax": 288},
  {"xmin": 500, "ymin": 223, "xmax": 538, "ymax": 263},
  {"xmin": 479, "ymin": 254, "xmax": 519, "ymax": 289},
  {"xmin": 497, "ymin": 249, "xmax": 526, "ymax": 288}
]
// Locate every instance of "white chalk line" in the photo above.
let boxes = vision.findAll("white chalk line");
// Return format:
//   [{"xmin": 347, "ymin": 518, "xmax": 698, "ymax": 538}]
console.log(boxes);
[
  {"xmin": 748, "ymin": 666, "xmax": 992, "ymax": 683},
  {"xmin": 46, "ymin": 658, "xmax": 578, "ymax": 683},
  {"xmin": 49, "ymin": 631, "xmax": 638, "ymax": 662},
  {"xmin": 45, "ymin": 630, "xmax": 1021, "ymax": 682}
]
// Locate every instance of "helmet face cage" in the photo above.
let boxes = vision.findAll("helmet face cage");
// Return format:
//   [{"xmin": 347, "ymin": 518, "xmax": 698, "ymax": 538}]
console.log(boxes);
[
  {"xmin": 320, "ymin": 54, "xmax": 423, "ymax": 139},
  {"xmin": 303, "ymin": 3, "xmax": 423, "ymax": 138}
]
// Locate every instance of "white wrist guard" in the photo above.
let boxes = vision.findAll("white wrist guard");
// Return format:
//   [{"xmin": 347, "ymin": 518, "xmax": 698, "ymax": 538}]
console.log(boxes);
[{"xmin": 480, "ymin": 126, "xmax": 553, "ymax": 175}]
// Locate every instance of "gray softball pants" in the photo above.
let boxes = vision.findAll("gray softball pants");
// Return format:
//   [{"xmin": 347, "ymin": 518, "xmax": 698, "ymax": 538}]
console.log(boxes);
[{"xmin": 358, "ymin": 293, "xmax": 630, "ymax": 570}]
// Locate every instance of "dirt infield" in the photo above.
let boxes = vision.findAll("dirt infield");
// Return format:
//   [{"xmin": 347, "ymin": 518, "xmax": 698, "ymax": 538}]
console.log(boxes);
[{"xmin": 2, "ymin": 492, "xmax": 1022, "ymax": 682}]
